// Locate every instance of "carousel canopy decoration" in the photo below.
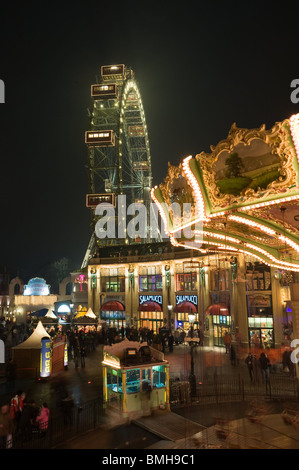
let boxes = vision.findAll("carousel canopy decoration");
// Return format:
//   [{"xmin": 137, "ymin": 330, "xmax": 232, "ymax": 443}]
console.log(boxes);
[{"xmin": 151, "ymin": 113, "xmax": 299, "ymax": 271}]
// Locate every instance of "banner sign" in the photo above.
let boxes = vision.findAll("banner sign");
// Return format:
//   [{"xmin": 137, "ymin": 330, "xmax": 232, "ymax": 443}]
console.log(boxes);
[{"xmin": 40, "ymin": 337, "xmax": 51, "ymax": 378}]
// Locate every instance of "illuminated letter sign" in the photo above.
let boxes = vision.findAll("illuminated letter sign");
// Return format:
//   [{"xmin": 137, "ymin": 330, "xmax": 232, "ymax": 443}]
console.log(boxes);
[
  {"xmin": 176, "ymin": 294, "xmax": 198, "ymax": 306},
  {"xmin": 139, "ymin": 295, "xmax": 163, "ymax": 305},
  {"xmin": 40, "ymin": 337, "xmax": 51, "ymax": 378}
]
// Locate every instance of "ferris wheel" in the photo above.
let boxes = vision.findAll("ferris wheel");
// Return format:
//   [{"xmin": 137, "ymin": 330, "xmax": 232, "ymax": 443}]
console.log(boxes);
[{"xmin": 82, "ymin": 65, "xmax": 155, "ymax": 267}]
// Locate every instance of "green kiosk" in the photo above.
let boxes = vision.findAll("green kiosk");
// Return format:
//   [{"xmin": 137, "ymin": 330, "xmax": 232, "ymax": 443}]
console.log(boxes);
[{"xmin": 102, "ymin": 338, "xmax": 170, "ymax": 419}]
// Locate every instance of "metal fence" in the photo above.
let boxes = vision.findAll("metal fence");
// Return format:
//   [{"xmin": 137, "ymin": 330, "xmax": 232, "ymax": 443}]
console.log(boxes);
[
  {"xmin": 170, "ymin": 373, "xmax": 299, "ymax": 408},
  {"xmin": 5, "ymin": 397, "xmax": 105, "ymax": 449}
]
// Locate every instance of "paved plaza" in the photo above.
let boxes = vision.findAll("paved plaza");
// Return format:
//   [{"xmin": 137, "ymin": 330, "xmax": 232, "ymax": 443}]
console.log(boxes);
[{"xmin": 1, "ymin": 342, "xmax": 299, "ymax": 449}]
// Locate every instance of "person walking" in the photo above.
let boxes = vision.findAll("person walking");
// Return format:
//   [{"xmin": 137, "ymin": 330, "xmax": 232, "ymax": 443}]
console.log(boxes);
[
  {"xmin": 74, "ymin": 344, "xmax": 80, "ymax": 369},
  {"xmin": 18, "ymin": 398, "xmax": 34, "ymax": 443},
  {"xmin": 0, "ymin": 404, "xmax": 13, "ymax": 449},
  {"xmin": 245, "ymin": 352, "xmax": 254, "ymax": 382},
  {"xmin": 230, "ymin": 344, "xmax": 236, "ymax": 366},
  {"xmin": 168, "ymin": 333, "xmax": 174, "ymax": 352},
  {"xmin": 10, "ymin": 391, "xmax": 25, "ymax": 434},
  {"xmin": 36, "ymin": 403, "xmax": 50, "ymax": 435},
  {"xmin": 80, "ymin": 344, "xmax": 86, "ymax": 368},
  {"xmin": 161, "ymin": 333, "xmax": 167, "ymax": 353},
  {"xmin": 259, "ymin": 352, "xmax": 270, "ymax": 383},
  {"xmin": 223, "ymin": 332, "xmax": 231, "ymax": 354},
  {"xmin": 252, "ymin": 354, "xmax": 261, "ymax": 385}
]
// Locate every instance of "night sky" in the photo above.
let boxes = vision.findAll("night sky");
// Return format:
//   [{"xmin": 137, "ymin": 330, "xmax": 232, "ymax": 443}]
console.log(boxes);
[{"xmin": 0, "ymin": 1, "xmax": 299, "ymax": 282}]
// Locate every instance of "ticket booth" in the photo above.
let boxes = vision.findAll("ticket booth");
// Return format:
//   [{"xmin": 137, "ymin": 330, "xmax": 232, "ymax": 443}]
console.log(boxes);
[{"xmin": 102, "ymin": 338, "xmax": 170, "ymax": 419}]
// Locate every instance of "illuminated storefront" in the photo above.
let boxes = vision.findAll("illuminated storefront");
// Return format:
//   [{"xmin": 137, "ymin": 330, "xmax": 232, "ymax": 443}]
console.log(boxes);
[
  {"xmin": 138, "ymin": 295, "xmax": 163, "ymax": 332},
  {"xmin": 101, "ymin": 300, "xmax": 126, "ymax": 329},
  {"xmin": 174, "ymin": 295, "xmax": 199, "ymax": 331}
]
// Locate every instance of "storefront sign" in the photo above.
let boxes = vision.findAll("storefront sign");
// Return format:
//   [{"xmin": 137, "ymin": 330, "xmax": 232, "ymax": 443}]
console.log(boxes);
[
  {"xmin": 40, "ymin": 337, "xmax": 51, "ymax": 378},
  {"xmin": 176, "ymin": 294, "xmax": 198, "ymax": 306},
  {"xmin": 24, "ymin": 277, "xmax": 50, "ymax": 296},
  {"xmin": 139, "ymin": 295, "xmax": 163, "ymax": 305}
]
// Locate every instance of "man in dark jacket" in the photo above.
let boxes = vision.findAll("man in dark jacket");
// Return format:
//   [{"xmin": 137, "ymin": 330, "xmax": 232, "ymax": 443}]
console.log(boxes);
[{"xmin": 259, "ymin": 352, "xmax": 270, "ymax": 383}]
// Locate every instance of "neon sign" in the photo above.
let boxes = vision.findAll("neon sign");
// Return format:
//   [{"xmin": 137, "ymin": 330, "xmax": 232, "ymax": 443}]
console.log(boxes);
[
  {"xmin": 176, "ymin": 294, "xmax": 198, "ymax": 306},
  {"xmin": 139, "ymin": 295, "xmax": 163, "ymax": 305}
]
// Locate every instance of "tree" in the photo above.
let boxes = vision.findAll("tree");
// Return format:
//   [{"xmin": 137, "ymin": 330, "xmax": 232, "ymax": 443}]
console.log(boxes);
[{"xmin": 225, "ymin": 152, "xmax": 244, "ymax": 178}]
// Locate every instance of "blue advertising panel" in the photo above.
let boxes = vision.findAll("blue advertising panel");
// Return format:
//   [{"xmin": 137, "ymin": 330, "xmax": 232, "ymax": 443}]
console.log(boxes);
[{"xmin": 40, "ymin": 337, "xmax": 51, "ymax": 378}]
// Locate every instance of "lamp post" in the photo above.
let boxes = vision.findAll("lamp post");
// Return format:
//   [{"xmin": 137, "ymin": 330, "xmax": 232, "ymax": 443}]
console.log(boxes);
[{"xmin": 188, "ymin": 312, "xmax": 196, "ymax": 396}]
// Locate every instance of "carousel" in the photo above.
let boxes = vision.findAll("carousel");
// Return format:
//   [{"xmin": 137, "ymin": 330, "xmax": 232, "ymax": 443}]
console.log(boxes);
[{"xmin": 151, "ymin": 113, "xmax": 299, "ymax": 357}]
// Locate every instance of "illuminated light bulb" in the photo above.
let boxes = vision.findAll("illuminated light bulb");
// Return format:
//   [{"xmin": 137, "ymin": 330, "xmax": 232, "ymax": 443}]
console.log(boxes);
[
  {"xmin": 182, "ymin": 156, "xmax": 207, "ymax": 221},
  {"xmin": 151, "ymin": 188, "xmax": 170, "ymax": 236}
]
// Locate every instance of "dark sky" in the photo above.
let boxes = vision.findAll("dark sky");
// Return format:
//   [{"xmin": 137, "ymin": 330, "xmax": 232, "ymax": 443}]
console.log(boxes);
[{"xmin": 0, "ymin": 0, "xmax": 299, "ymax": 281}]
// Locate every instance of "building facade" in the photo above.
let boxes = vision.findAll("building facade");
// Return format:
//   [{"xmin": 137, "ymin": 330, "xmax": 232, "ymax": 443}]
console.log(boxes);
[{"xmin": 88, "ymin": 242, "xmax": 293, "ymax": 350}]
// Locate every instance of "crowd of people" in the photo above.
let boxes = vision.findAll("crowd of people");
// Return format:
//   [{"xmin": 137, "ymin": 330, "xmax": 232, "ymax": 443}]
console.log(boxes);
[{"xmin": 0, "ymin": 390, "xmax": 50, "ymax": 449}]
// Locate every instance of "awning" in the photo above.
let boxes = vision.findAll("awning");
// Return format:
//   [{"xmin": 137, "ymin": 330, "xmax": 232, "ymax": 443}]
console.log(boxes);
[
  {"xmin": 174, "ymin": 301, "xmax": 197, "ymax": 313},
  {"xmin": 205, "ymin": 303, "xmax": 230, "ymax": 315},
  {"xmin": 30, "ymin": 308, "xmax": 49, "ymax": 317},
  {"xmin": 101, "ymin": 300, "xmax": 125, "ymax": 311},
  {"xmin": 138, "ymin": 301, "xmax": 162, "ymax": 312}
]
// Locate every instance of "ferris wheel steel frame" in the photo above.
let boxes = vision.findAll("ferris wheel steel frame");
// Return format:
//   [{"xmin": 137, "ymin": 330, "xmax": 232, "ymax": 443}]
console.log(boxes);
[{"xmin": 82, "ymin": 65, "xmax": 155, "ymax": 267}]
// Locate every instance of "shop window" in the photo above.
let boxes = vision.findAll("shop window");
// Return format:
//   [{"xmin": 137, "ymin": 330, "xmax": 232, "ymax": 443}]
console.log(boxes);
[
  {"xmin": 126, "ymin": 369, "xmax": 140, "ymax": 394},
  {"xmin": 152, "ymin": 365, "xmax": 166, "ymax": 389},
  {"xmin": 246, "ymin": 262, "xmax": 271, "ymax": 290},
  {"xmin": 247, "ymin": 293, "xmax": 272, "ymax": 316},
  {"xmin": 211, "ymin": 270, "xmax": 229, "ymax": 291},
  {"xmin": 176, "ymin": 273, "xmax": 197, "ymax": 291},
  {"xmin": 101, "ymin": 276, "xmax": 125, "ymax": 292},
  {"xmin": 139, "ymin": 274, "xmax": 162, "ymax": 291},
  {"xmin": 106, "ymin": 367, "xmax": 123, "ymax": 393},
  {"xmin": 111, "ymin": 369, "xmax": 118, "ymax": 392},
  {"xmin": 141, "ymin": 368, "xmax": 151, "ymax": 391},
  {"xmin": 248, "ymin": 317, "xmax": 273, "ymax": 328}
]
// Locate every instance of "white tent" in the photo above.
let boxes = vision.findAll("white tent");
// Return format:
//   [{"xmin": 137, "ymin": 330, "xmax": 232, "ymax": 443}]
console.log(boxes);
[
  {"xmin": 45, "ymin": 309, "xmax": 57, "ymax": 319},
  {"xmin": 85, "ymin": 308, "xmax": 97, "ymax": 319},
  {"xmin": 12, "ymin": 321, "xmax": 50, "ymax": 350}
]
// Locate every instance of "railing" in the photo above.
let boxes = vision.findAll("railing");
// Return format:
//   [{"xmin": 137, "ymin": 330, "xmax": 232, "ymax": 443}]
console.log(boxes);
[
  {"xmin": 3, "ymin": 397, "xmax": 105, "ymax": 449},
  {"xmin": 170, "ymin": 373, "xmax": 299, "ymax": 408}
]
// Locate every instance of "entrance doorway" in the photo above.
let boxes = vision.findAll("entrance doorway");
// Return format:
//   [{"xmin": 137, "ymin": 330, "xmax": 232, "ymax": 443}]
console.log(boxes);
[{"xmin": 249, "ymin": 328, "xmax": 274, "ymax": 349}]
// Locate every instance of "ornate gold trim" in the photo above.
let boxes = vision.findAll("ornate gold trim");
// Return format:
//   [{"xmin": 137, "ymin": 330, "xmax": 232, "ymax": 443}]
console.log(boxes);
[{"xmin": 198, "ymin": 119, "xmax": 298, "ymax": 210}]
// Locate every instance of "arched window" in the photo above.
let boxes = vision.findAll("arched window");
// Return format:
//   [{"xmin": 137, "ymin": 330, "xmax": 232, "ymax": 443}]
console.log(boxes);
[
  {"xmin": 65, "ymin": 282, "xmax": 73, "ymax": 295},
  {"xmin": 14, "ymin": 283, "xmax": 21, "ymax": 295}
]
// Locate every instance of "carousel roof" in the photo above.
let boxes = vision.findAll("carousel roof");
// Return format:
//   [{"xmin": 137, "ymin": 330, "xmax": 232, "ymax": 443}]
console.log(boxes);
[{"xmin": 151, "ymin": 113, "xmax": 299, "ymax": 272}]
